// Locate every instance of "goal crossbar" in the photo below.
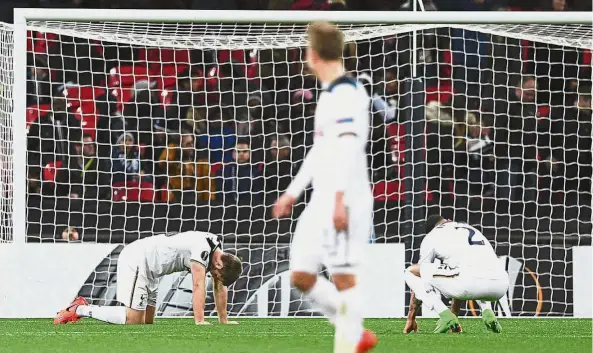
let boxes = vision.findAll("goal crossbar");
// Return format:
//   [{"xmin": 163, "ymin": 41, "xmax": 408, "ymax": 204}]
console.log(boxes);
[{"xmin": 13, "ymin": 9, "xmax": 593, "ymax": 25}]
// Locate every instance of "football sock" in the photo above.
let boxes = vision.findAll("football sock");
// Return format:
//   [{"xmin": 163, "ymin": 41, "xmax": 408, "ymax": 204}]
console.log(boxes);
[
  {"xmin": 404, "ymin": 270, "xmax": 447, "ymax": 314},
  {"xmin": 334, "ymin": 285, "xmax": 363, "ymax": 353},
  {"xmin": 305, "ymin": 276, "xmax": 339, "ymax": 325},
  {"xmin": 76, "ymin": 305, "xmax": 127, "ymax": 325},
  {"xmin": 478, "ymin": 300, "xmax": 493, "ymax": 312}
]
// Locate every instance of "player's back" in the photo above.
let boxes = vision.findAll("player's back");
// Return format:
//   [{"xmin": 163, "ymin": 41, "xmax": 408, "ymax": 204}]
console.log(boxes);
[
  {"xmin": 311, "ymin": 76, "xmax": 371, "ymax": 205},
  {"xmin": 128, "ymin": 231, "xmax": 220, "ymax": 278},
  {"xmin": 427, "ymin": 221, "xmax": 504, "ymax": 279}
]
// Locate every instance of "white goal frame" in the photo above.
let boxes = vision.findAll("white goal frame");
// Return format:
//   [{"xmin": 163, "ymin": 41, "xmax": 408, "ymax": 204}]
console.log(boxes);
[
  {"xmin": 2, "ymin": 9, "xmax": 591, "ymax": 319},
  {"xmin": 10, "ymin": 8, "xmax": 593, "ymax": 246}
]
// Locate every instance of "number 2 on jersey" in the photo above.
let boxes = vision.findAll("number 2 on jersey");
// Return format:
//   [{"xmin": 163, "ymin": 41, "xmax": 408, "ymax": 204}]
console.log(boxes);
[{"xmin": 455, "ymin": 226, "xmax": 485, "ymax": 246}]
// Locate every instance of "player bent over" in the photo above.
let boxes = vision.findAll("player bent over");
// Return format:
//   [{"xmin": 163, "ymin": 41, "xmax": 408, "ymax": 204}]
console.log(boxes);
[
  {"xmin": 404, "ymin": 215, "xmax": 507, "ymax": 334},
  {"xmin": 54, "ymin": 231, "xmax": 242, "ymax": 325},
  {"xmin": 273, "ymin": 22, "xmax": 376, "ymax": 353}
]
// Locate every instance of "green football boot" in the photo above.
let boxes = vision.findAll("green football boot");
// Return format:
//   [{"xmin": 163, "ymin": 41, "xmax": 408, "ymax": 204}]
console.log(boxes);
[
  {"xmin": 434, "ymin": 309, "xmax": 461, "ymax": 333},
  {"xmin": 482, "ymin": 308, "xmax": 502, "ymax": 333}
]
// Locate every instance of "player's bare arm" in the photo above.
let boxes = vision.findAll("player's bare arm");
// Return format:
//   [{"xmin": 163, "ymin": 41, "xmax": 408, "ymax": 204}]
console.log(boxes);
[
  {"xmin": 190, "ymin": 261, "xmax": 210, "ymax": 325},
  {"xmin": 404, "ymin": 291, "xmax": 420, "ymax": 334},
  {"xmin": 212, "ymin": 277, "xmax": 238, "ymax": 324}
]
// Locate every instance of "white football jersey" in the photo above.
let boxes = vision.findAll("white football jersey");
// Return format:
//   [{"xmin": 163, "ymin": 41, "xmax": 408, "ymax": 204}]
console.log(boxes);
[
  {"xmin": 311, "ymin": 75, "xmax": 371, "ymax": 203},
  {"xmin": 127, "ymin": 231, "xmax": 221, "ymax": 278},
  {"xmin": 419, "ymin": 221, "xmax": 504, "ymax": 278}
]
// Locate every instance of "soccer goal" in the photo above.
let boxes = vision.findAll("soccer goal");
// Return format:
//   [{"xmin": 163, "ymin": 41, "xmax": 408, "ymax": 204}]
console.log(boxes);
[{"xmin": 0, "ymin": 9, "xmax": 591, "ymax": 318}]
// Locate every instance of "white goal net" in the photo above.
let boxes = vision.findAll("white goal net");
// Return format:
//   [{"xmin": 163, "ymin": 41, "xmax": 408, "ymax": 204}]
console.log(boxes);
[{"xmin": 7, "ymin": 14, "xmax": 593, "ymax": 317}]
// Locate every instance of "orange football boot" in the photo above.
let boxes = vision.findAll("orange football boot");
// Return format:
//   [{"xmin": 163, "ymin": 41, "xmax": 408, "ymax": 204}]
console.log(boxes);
[{"xmin": 53, "ymin": 296, "xmax": 88, "ymax": 324}]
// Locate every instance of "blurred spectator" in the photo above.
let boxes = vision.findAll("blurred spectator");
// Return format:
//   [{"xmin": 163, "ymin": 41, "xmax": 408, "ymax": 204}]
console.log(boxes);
[
  {"xmin": 56, "ymin": 133, "xmax": 110, "ymax": 199},
  {"xmin": 27, "ymin": 55, "xmax": 57, "ymax": 106},
  {"xmin": 215, "ymin": 137, "xmax": 264, "ymax": 205},
  {"xmin": 492, "ymin": 76, "xmax": 541, "ymax": 214},
  {"xmin": 425, "ymin": 96, "xmax": 483, "ymax": 206},
  {"xmin": 264, "ymin": 135, "xmax": 293, "ymax": 203},
  {"xmin": 196, "ymin": 107, "xmax": 236, "ymax": 163},
  {"xmin": 61, "ymin": 226, "xmax": 79, "ymax": 242},
  {"xmin": 159, "ymin": 130, "xmax": 213, "ymax": 204},
  {"xmin": 539, "ymin": 84, "xmax": 592, "ymax": 204},
  {"xmin": 27, "ymin": 94, "xmax": 81, "ymax": 168},
  {"xmin": 111, "ymin": 132, "xmax": 150, "ymax": 184}
]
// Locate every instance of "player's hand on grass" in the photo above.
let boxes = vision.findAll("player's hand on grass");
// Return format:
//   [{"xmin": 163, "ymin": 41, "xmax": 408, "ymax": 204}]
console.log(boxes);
[
  {"xmin": 333, "ymin": 200, "xmax": 348, "ymax": 232},
  {"xmin": 195, "ymin": 321, "xmax": 212, "ymax": 325},
  {"xmin": 272, "ymin": 194, "xmax": 296, "ymax": 218},
  {"xmin": 403, "ymin": 320, "xmax": 419, "ymax": 334}
]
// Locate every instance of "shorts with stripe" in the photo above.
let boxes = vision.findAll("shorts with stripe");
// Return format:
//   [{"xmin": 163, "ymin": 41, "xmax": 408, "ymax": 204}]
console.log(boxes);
[
  {"xmin": 116, "ymin": 245, "xmax": 159, "ymax": 310},
  {"xmin": 290, "ymin": 201, "xmax": 372, "ymax": 275},
  {"xmin": 420, "ymin": 263, "xmax": 507, "ymax": 301}
]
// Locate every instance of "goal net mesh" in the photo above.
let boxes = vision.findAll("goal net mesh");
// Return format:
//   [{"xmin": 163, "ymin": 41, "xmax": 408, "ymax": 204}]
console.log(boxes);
[{"xmin": 15, "ymin": 20, "xmax": 593, "ymax": 317}]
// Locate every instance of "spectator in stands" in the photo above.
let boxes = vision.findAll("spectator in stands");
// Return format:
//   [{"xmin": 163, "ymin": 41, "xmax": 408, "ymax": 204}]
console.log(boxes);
[
  {"xmin": 215, "ymin": 137, "xmax": 263, "ymax": 205},
  {"xmin": 159, "ymin": 130, "xmax": 213, "ymax": 204},
  {"xmin": 61, "ymin": 226, "xmax": 79, "ymax": 242},
  {"xmin": 198, "ymin": 107, "xmax": 236, "ymax": 163},
  {"xmin": 27, "ymin": 94, "xmax": 81, "ymax": 169},
  {"xmin": 264, "ymin": 135, "xmax": 293, "ymax": 204},
  {"xmin": 492, "ymin": 75, "xmax": 540, "ymax": 214},
  {"xmin": 111, "ymin": 132, "xmax": 150, "ymax": 185},
  {"xmin": 539, "ymin": 83, "xmax": 592, "ymax": 206},
  {"xmin": 56, "ymin": 133, "xmax": 110, "ymax": 199},
  {"xmin": 27, "ymin": 55, "xmax": 56, "ymax": 106}
]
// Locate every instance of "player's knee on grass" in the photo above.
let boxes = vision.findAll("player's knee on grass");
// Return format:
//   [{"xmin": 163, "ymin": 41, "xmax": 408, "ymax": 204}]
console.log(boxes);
[
  {"xmin": 406, "ymin": 264, "xmax": 420, "ymax": 277},
  {"xmin": 291, "ymin": 271, "xmax": 316, "ymax": 292},
  {"xmin": 125, "ymin": 307, "xmax": 146, "ymax": 324},
  {"xmin": 332, "ymin": 274, "xmax": 356, "ymax": 291}
]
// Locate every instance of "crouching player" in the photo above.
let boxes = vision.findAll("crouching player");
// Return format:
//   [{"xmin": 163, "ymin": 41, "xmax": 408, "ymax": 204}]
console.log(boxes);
[
  {"xmin": 404, "ymin": 215, "xmax": 507, "ymax": 334},
  {"xmin": 54, "ymin": 231, "xmax": 242, "ymax": 325}
]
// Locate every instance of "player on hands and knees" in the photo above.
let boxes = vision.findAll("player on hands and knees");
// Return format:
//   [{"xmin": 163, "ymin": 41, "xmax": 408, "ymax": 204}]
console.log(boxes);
[
  {"xmin": 403, "ymin": 214, "xmax": 507, "ymax": 334},
  {"xmin": 54, "ymin": 231, "xmax": 242, "ymax": 325},
  {"xmin": 273, "ymin": 21, "xmax": 376, "ymax": 353}
]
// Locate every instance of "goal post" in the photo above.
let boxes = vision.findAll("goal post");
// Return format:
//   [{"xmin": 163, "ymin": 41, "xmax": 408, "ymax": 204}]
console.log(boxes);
[{"xmin": 2, "ymin": 9, "xmax": 592, "ymax": 318}]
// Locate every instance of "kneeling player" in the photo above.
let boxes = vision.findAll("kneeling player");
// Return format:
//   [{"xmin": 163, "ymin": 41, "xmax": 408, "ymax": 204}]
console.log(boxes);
[
  {"xmin": 403, "ymin": 215, "xmax": 507, "ymax": 334},
  {"xmin": 54, "ymin": 231, "xmax": 242, "ymax": 325}
]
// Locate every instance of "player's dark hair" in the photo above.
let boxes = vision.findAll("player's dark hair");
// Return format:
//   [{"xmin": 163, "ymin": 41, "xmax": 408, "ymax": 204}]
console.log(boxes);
[
  {"xmin": 220, "ymin": 253, "xmax": 242, "ymax": 286},
  {"xmin": 425, "ymin": 214, "xmax": 445, "ymax": 234}
]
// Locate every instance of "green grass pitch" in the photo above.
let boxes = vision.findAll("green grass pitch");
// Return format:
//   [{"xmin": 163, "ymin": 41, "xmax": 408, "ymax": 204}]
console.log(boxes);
[{"xmin": 0, "ymin": 318, "xmax": 590, "ymax": 353}]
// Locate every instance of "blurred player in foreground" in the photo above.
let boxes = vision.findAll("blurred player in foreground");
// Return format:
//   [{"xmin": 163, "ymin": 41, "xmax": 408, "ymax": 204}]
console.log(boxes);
[
  {"xmin": 273, "ymin": 22, "xmax": 376, "ymax": 353},
  {"xmin": 54, "ymin": 231, "xmax": 242, "ymax": 325},
  {"xmin": 404, "ymin": 215, "xmax": 507, "ymax": 334}
]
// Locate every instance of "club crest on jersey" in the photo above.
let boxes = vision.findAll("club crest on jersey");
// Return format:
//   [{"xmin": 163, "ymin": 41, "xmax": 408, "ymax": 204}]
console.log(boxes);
[{"xmin": 201, "ymin": 251, "xmax": 209, "ymax": 262}]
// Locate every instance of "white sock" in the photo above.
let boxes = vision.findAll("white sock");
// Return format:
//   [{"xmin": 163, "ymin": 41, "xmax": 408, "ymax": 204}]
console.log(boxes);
[
  {"xmin": 478, "ymin": 300, "xmax": 493, "ymax": 312},
  {"xmin": 404, "ymin": 270, "xmax": 447, "ymax": 314},
  {"xmin": 76, "ymin": 305, "xmax": 127, "ymax": 325},
  {"xmin": 305, "ymin": 276, "xmax": 339, "ymax": 325},
  {"xmin": 334, "ymin": 286, "xmax": 363, "ymax": 353}
]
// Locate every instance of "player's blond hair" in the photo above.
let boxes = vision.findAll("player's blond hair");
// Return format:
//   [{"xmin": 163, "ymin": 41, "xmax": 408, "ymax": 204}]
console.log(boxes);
[
  {"xmin": 220, "ymin": 253, "xmax": 242, "ymax": 286},
  {"xmin": 307, "ymin": 21, "xmax": 344, "ymax": 61}
]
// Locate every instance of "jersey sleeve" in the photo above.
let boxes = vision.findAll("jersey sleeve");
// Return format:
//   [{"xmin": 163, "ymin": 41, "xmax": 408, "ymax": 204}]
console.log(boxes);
[
  {"xmin": 418, "ymin": 235, "xmax": 436, "ymax": 265},
  {"xmin": 190, "ymin": 233, "xmax": 221, "ymax": 268}
]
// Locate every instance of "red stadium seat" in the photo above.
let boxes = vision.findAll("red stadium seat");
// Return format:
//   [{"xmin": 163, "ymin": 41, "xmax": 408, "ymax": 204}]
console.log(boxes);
[
  {"xmin": 112, "ymin": 180, "xmax": 155, "ymax": 202},
  {"xmin": 26, "ymin": 104, "xmax": 51, "ymax": 133},
  {"xmin": 42, "ymin": 160, "xmax": 64, "ymax": 185},
  {"xmin": 108, "ymin": 65, "xmax": 151, "ymax": 88},
  {"xmin": 62, "ymin": 86, "xmax": 105, "ymax": 110}
]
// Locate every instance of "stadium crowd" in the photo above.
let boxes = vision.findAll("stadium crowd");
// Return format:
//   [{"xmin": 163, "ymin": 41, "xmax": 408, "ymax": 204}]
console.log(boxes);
[{"xmin": 6, "ymin": 0, "xmax": 592, "ymax": 240}]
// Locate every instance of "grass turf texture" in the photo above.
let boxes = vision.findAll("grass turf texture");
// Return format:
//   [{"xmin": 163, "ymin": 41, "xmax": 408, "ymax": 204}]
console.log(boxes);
[{"xmin": 0, "ymin": 319, "xmax": 590, "ymax": 353}]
